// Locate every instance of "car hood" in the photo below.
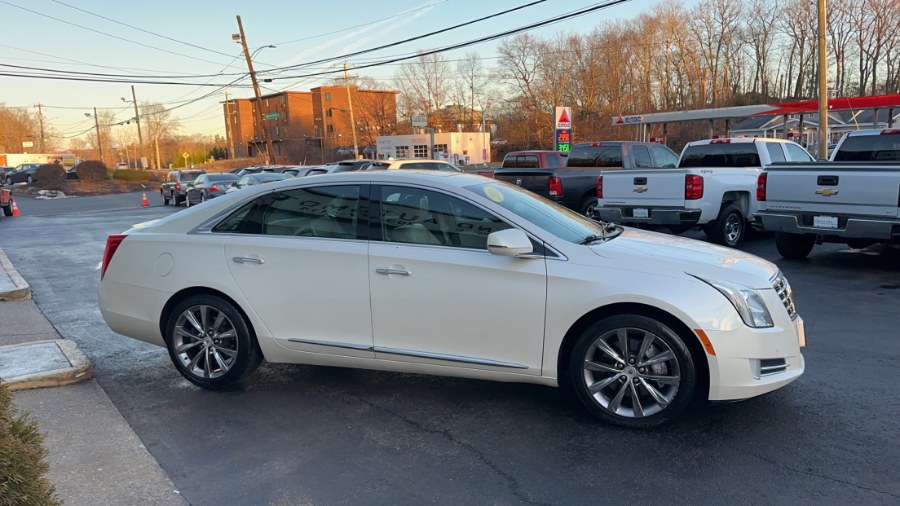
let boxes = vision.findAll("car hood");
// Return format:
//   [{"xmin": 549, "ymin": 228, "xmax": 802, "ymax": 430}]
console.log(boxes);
[{"xmin": 589, "ymin": 228, "xmax": 778, "ymax": 289}]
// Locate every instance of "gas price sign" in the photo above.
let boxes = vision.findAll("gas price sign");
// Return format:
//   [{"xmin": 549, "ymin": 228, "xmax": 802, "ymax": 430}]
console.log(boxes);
[{"xmin": 555, "ymin": 129, "xmax": 572, "ymax": 152}]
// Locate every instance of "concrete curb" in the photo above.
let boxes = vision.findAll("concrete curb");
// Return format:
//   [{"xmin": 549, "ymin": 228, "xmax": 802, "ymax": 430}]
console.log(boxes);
[
  {"xmin": 0, "ymin": 247, "xmax": 31, "ymax": 300},
  {"xmin": 0, "ymin": 339, "xmax": 92, "ymax": 391}
]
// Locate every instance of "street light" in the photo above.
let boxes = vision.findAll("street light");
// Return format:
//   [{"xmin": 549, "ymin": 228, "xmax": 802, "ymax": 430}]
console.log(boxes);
[
  {"xmin": 121, "ymin": 85, "xmax": 145, "ymax": 168},
  {"xmin": 84, "ymin": 108, "xmax": 103, "ymax": 165}
]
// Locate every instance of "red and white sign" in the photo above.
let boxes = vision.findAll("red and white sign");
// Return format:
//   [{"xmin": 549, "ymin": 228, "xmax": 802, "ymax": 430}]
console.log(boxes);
[
  {"xmin": 614, "ymin": 114, "xmax": 644, "ymax": 125},
  {"xmin": 555, "ymin": 107, "xmax": 572, "ymax": 129}
]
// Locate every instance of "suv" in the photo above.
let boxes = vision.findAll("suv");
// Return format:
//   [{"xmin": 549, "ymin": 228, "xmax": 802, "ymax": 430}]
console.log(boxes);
[{"xmin": 161, "ymin": 169, "xmax": 206, "ymax": 206}]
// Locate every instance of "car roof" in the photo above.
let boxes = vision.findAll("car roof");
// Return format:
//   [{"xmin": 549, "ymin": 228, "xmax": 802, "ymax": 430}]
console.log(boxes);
[
  {"xmin": 845, "ymin": 128, "xmax": 900, "ymax": 136},
  {"xmin": 504, "ymin": 150, "xmax": 561, "ymax": 155},
  {"xmin": 687, "ymin": 137, "xmax": 790, "ymax": 145}
]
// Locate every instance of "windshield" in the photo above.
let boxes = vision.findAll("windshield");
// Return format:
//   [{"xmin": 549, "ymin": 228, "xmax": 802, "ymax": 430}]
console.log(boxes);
[
  {"xmin": 833, "ymin": 134, "xmax": 900, "ymax": 161},
  {"xmin": 463, "ymin": 181, "xmax": 612, "ymax": 243}
]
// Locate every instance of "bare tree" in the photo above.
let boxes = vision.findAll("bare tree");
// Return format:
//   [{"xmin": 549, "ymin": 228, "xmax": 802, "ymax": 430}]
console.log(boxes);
[
  {"xmin": 394, "ymin": 53, "xmax": 451, "ymax": 127},
  {"xmin": 141, "ymin": 102, "xmax": 180, "ymax": 169}
]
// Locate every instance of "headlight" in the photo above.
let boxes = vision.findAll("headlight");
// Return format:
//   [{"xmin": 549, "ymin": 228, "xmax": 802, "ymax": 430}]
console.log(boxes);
[{"xmin": 691, "ymin": 275, "xmax": 774, "ymax": 328}]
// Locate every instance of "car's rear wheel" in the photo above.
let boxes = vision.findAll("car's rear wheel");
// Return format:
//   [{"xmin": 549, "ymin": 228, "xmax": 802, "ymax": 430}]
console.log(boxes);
[
  {"xmin": 164, "ymin": 294, "xmax": 262, "ymax": 390},
  {"xmin": 201, "ymin": 192, "xmax": 207, "ymax": 203},
  {"xmin": 569, "ymin": 315, "xmax": 696, "ymax": 428},
  {"xmin": 580, "ymin": 196, "xmax": 599, "ymax": 219},
  {"xmin": 1, "ymin": 204, "xmax": 11, "ymax": 217},
  {"xmin": 162, "ymin": 191, "xmax": 170, "ymax": 206},
  {"xmin": 775, "ymin": 232, "xmax": 815, "ymax": 259},
  {"xmin": 26, "ymin": 175, "xmax": 33, "ymax": 184},
  {"xmin": 705, "ymin": 204, "xmax": 745, "ymax": 247},
  {"xmin": 4, "ymin": 177, "xmax": 10, "ymax": 185}
]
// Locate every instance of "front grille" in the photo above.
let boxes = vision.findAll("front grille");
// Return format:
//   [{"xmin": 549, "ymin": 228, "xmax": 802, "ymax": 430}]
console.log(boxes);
[
  {"xmin": 772, "ymin": 272, "xmax": 797, "ymax": 319},
  {"xmin": 759, "ymin": 358, "xmax": 788, "ymax": 376}
]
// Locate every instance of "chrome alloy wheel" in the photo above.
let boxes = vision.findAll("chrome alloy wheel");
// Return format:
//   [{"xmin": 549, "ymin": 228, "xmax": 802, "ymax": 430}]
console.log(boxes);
[
  {"xmin": 582, "ymin": 327, "xmax": 681, "ymax": 418},
  {"xmin": 172, "ymin": 304, "xmax": 239, "ymax": 379},
  {"xmin": 724, "ymin": 213, "xmax": 743, "ymax": 245}
]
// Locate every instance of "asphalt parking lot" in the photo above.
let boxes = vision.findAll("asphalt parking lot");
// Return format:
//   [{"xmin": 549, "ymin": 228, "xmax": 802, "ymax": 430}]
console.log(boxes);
[{"xmin": 2, "ymin": 192, "xmax": 898, "ymax": 505}]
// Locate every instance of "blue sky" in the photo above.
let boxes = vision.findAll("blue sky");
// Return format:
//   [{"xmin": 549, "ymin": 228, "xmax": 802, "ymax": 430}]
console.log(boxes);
[{"xmin": 1, "ymin": 0, "xmax": 673, "ymax": 144}]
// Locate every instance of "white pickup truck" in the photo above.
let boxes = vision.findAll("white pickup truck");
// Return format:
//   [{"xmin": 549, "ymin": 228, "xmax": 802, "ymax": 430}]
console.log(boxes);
[
  {"xmin": 595, "ymin": 137, "xmax": 814, "ymax": 246},
  {"xmin": 757, "ymin": 128, "xmax": 900, "ymax": 259}
]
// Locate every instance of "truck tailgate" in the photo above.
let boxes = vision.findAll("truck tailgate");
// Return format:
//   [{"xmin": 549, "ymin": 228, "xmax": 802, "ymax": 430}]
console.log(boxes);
[
  {"xmin": 765, "ymin": 165, "xmax": 900, "ymax": 217},
  {"xmin": 600, "ymin": 169, "xmax": 686, "ymax": 208},
  {"xmin": 493, "ymin": 170, "xmax": 553, "ymax": 197}
]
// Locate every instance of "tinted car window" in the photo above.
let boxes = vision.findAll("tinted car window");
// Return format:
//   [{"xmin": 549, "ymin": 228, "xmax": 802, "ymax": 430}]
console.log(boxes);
[
  {"xmin": 766, "ymin": 143, "xmax": 787, "ymax": 163},
  {"xmin": 650, "ymin": 145, "xmax": 679, "ymax": 168},
  {"xmin": 262, "ymin": 185, "xmax": 361, "ymax": 239},
  {"xmin": 566, "ymin": 145, "xmax": 623, "ymax": 167},
  {"xmin": 520, "ymin": 156, "xmax": 539, "ymax": 168},
  {"xmin": 833, "ymin": 134, "xmax": 900, "ymax": 161},
  {"xmin": 631, "ymin": 146, "xmax": 653, "ymax": 168},
  {"xmin": 379, "ymin": 186, "xmax": 510, "ymax": 249},
  {"xmin": 679, "ymin": 143, "xmax": 761, "ymax": 168},
  {"xmin": 545, "ymin": 154, "xmax": 562, "ymax": 168},
  {"xmin": 212, "ymin": 199, "xmax": 266, "ymax": 234}
]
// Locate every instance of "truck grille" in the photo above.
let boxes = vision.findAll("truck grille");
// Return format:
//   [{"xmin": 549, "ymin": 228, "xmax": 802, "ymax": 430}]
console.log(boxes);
[{"xmin": 772, "ymin": 272, "xmax": 796, "ymax": 319}]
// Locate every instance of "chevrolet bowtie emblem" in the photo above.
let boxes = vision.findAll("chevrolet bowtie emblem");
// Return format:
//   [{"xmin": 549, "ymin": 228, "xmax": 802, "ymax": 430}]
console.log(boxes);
[
  {"xmin": 816, "ymin": 188, "xmax": 839, "ymax": 197},
  {"xmin": 633, "ymin": 187, "xmax": 647, "ymax": 193}
]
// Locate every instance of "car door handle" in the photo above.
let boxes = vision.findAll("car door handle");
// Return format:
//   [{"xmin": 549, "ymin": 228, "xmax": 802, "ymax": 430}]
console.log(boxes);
[
  {"xmin": 376, "ymin": 268, "xmax": 411, "ymax": 276},
  {"xmin": 232, "ymin": 256, "xmax": 264, "ymax": 265}
]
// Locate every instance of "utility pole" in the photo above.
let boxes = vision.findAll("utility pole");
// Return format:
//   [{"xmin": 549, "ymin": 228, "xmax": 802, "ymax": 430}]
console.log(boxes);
[
  {"xmin": 236, "ymin": 15, "xmax": 276, "ymax": 165},
  {"xmin": 131, "ymin": 85, "xmax": 145, "ymax": 168},
  {"xmin": 92, "ymin": 107, "xmax": 103, "ymax": 165},
  {"xmin": 817, "ymin": 0, "xmax": 828, "ymax": 160},
  {"xmin": 224, "ymin": 91, "xmax": 235, "ymax": 159},
  {"xmin": 344, "ymin": 62, "xmax": 359, "ymax": 159},
  {"xmin": 37, "ymin": 103, "xmax": 45, "ymax": 152}
]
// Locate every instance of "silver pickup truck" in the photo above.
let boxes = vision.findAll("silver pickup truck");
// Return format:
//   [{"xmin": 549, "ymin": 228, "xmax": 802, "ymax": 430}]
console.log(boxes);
[{"xmin": 756, "ymin": 129, "xmax": 900, "ymax": 259}]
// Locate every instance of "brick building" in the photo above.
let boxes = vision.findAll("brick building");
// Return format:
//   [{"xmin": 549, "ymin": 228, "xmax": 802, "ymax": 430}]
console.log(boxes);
[{"xmin": 225, "ymin": 86, "xmax": 398, "ymax": 164}]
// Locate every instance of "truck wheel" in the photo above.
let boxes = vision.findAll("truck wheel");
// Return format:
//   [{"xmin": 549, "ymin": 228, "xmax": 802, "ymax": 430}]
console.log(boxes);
[
  {"xmin": 705, "ymin": 204, "xmax": 745, "ymax": 247},
  {"xmin": 775, "ymin": 232, "xmax": 815, "ymax": 259},
  {"xmin": 579, "ymin": 196, "xmax": 599, "ymax": 219},
  {"xmin": 568, "ymin": 314, "xmax": 696, "ymax": 428},
  {"xmin": 1, "ymin": 204, "xmax": 11, "ymax": 217},
  {"xmin": 162, "ymin": 191, "xmax": 170, "ymax": 206}
]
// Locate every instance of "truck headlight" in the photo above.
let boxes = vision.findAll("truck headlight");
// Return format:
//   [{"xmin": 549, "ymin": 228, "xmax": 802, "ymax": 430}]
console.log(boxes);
[{"xmin": 691, "ymin": 275, "xmax": 774, "ymax": 328}]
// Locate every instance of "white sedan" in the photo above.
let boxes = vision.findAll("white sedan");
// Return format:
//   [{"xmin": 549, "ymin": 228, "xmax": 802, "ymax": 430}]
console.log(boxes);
[{"xmin": 98, "ymin": 171, "xmax": 805, "ymax": 427}]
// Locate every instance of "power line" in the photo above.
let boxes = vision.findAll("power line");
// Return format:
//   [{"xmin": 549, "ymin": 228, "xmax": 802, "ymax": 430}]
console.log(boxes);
[
  {"xmin": 0, "ymin": 0, "xmax": 236, "ymax": 67},
  {"xmin": 48, "ymin": 0, "xmax": 237, "ymax": 60}
]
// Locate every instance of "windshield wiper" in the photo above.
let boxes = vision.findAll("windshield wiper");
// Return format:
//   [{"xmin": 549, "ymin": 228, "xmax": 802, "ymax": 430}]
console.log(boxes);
[{"xmin": 579, "ymin": 233, "xmax": 606, "ymax": 245}]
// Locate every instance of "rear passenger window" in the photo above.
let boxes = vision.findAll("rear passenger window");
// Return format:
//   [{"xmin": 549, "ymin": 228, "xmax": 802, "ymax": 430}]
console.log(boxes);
[
  {"xmin": 785, "ymin": 143, "xmax": 814, "ymax": 162},
  {"xmin": 545, "ymin": 155, "xmax": 562, "ymax": 168},
  {"xmin": 631, "ymin": 146, "xmax": 653, "ymax": 168},
  {"xmin": 766, "ymin": 143, "xmax": 787, "ymax": 163},
  {"xmin": 261, "ymin": 185, "xmax": 361, "ymax": 239},
  {"xmin": 566, "ymin": 146, "xmax": 623, "ymax": 167},
  {"xmin": 650, "ymin": 145, "xmax": 679, "ymax": 168}
]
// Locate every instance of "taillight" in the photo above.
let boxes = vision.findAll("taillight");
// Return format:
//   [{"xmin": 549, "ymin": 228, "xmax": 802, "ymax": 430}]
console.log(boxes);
[
  {"xmin": 709, "ymin": 138, "xmax": 731, "ymax": 144},
  {"xmin": 685, "ymin": 175, "xmax": 704, "ymax": 200},
  {"xmin": 757, "ymin": 172, "xmax": 767, "ymax": 201},
  {"xmin": 210, "ymin": 184, "xmax": 219, "ymax": 193},
  {"xmin": 597, "ymin": 176, "xmax": 603, "ymax": 199},
  {"xmin": 176, "ymin": 182, "xmax": 182, "ymax": 191},
  {"xmin": 548, "ymin": 176, "xmax": 563, "ymax": 197},
  {"xmin": 101, "ymin": 234, "xmax": 127, "ymax": 280},
  {"xmin": 880, "ymin": 129, "xmax": 900, "ymax": 135}
]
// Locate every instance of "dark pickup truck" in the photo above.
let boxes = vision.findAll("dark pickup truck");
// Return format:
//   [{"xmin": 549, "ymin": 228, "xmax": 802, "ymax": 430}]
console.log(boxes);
[
  {"xmin": 161, "ymin": 169, "xmax": 206, "ymax": 206},
  {"xmin": 492, "ymin": 141, "xmax": 680, "ymax": 216}
]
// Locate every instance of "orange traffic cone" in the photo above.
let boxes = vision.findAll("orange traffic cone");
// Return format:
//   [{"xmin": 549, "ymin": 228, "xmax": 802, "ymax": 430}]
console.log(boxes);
[
  {"xmin": 11, "ymin": 199, "xmax": 20, "ymax": 217},
  {"xmin": 141, "ymin": 192, "xmax": 149, "ymax": 207}
]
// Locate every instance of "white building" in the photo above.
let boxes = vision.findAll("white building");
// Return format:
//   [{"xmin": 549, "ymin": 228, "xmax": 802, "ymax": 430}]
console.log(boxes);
[{"xmin": 376, "ymin": 131, "xmax": 491, "ymax": 166}]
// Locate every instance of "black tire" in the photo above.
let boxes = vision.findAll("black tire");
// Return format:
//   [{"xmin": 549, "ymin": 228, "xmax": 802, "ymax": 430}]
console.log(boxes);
[
  {"xmin": 186, "ymin": 194, "xmax": 192, "ymax": 207},
  {"xmin": 705, "ymin": 204, "xmax": 746, "ymax": 247},
  {"xmin": 568, "ymin": 314, "xmax": 696, "ymax": 428},
  {"xmin": 4, "ymin": 177, "xmax": 10, "ymax": 186},
  {"xmin": 775, "ymin": 232, "xmax": 815, "ymax": 259},
  {"xmin": 1, "ymin": 204, "xmax": 11, "ymax": 217},
  {"xmin": 26, "ymin": 175, "xmax": 33, "ymax": 184},
  {"xmin": 162, "ymin": 191, "xmax": 170, "ymax": 206},
  {"xmin": 200, "ymin": 192, "xmax": 207, "ymax": 203},
  {"xmin": 164, "ymin": 294, "xmax": 262, "ymax": 390},
  {"xmin": 579, "ymin": 196, "xmax": 599, "ymax": 219}
]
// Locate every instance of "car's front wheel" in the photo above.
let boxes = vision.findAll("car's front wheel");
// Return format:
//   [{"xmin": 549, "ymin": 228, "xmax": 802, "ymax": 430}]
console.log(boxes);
[
  {"xmin": 569, "ymin": 315, "xmax": 696, "ymax": 428},
  {"xmin": 164, "ymin": 294, "xmax": 263, "ymax": 390},
  {"xmin": 26, "ymin": 175, "xmax": 33, "ymax": 184},
  {"xmin": 4, "ymin": 177, "xmax": 10, "ymax": 185}
]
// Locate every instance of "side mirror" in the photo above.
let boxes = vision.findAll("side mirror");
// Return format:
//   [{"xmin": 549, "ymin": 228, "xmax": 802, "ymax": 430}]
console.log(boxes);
[{"xmin": 487, "ymin": 229, "xmax": 534, "ymax": 257}]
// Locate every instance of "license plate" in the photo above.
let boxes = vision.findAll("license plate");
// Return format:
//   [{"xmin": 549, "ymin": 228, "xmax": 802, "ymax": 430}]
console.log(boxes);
[
  {"xmin": 813, "ymin": 215, "xmax": 838, "ymax": 229},
  {"xmin": 633, "ymin": 208, "xmax": 649, "ymax": 219},
  {"xmin": 796, "ymin": 317, "xmax": 806, "ymax": 348}
]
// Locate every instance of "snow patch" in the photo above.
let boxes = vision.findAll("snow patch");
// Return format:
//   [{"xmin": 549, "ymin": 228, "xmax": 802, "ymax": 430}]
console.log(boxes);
[{"xmin": 35, "ymin": 190, "xmax": 73, "ymax": 200}]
